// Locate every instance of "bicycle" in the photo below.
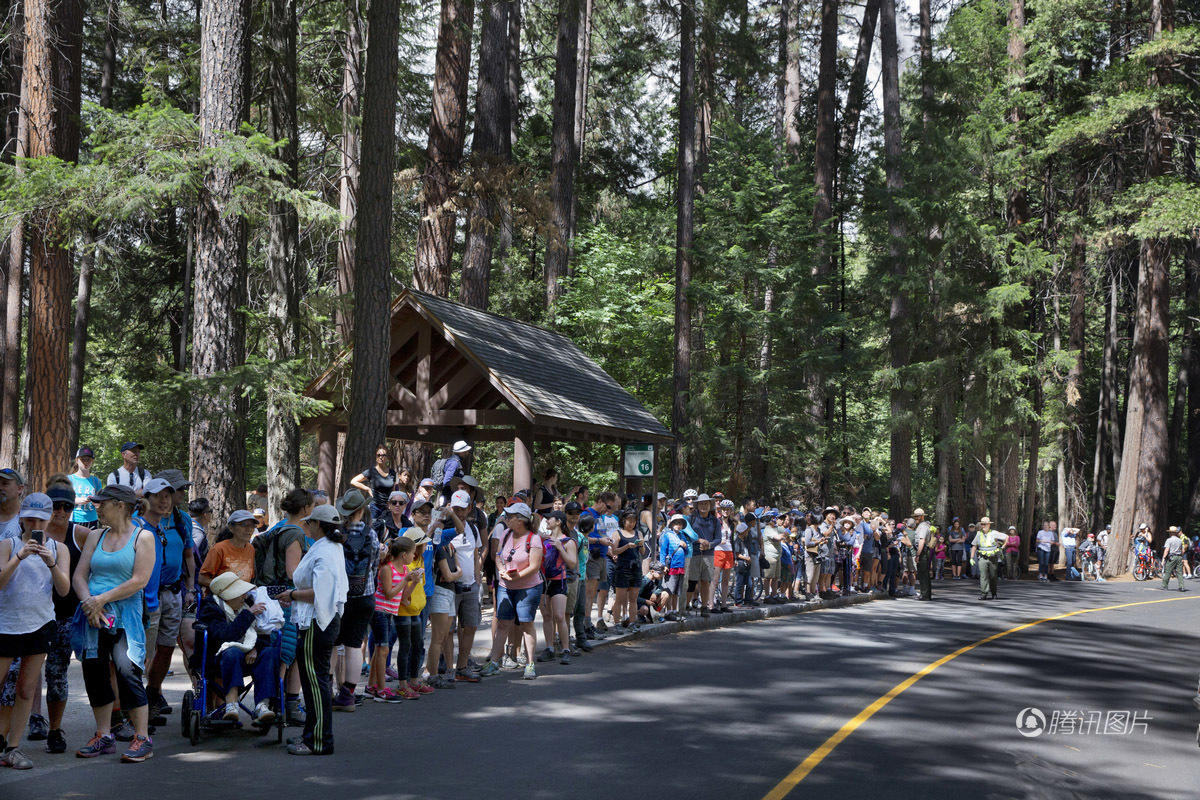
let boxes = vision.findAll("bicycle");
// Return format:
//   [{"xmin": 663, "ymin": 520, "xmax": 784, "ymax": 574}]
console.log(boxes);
[{"xmin": 1132, "ymin": 550, "xmax": 1162, "ymax": 581}]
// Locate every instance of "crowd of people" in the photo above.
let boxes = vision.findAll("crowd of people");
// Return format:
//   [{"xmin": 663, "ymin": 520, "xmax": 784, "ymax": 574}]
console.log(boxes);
[{"xmin": 2, "ymin": 440, "xmax": 1198, "ymax": 769}]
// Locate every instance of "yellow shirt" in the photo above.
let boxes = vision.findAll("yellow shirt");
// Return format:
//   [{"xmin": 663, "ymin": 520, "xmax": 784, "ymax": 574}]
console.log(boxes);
[{"xmin": 395, "ymin": 559, "xmax": 426, "ymax": 616}]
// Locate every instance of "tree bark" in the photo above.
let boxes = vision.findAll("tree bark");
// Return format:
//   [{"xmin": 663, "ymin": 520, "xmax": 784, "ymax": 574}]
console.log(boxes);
[
  {"xmin": 672, "ymin": 0, "xmax": 696, "ymax": 495},
  {"xmin": 191, "ymin": 0, "xmax": 249, "ymax": 521},
  {"xmin": 811, "ymin": 0, "xmax": 837, "ymax": 279},
  {"xmin": 264, "ymin": 0, "xmax": 301, "ymax": 520},
  {"xmin": 414, "ymin": 0, "xmax": 475, "ymax": 297},
  {"xmin": 1179, "ymin": 139, "xmax": 1200, "ymax": 530},
  {"xmin": 344, "ymin": 0, "xmax": 402, "ymax": 487},
  {"xmin": 505, "ymin": 0, "xmax": 520, "ymax": 154},
  {"xmin": 461, "ymin": 0, "xmax": 509, "ymax": 309},
  {"xmin": 543, "ymin": 0, "xmax": 579, "ymax": 308},
  {"xmin": 99, "ymin": 0, "xmax": 116, "ymax": 108},
  {"xmin": 335, "ymin": 0, "xmax": 362, "ymax": 342},
  {"xmin": 1107, "ymin": 0, "xmax": 1173, "ymax": 571},
  {"xmin": 881, "ymin": 0, "xmax": 910, "ymax": 517},
  {"xmin": 838, "ymin": 0, "xmax": 879, "ymax": 166},
  {"xmin": 1, "ymin": 0, "xmax": 25, "ymax": 469},
  {"xmin": 24, "ymin": 0, "xmax": 82, "ymax": 492}
]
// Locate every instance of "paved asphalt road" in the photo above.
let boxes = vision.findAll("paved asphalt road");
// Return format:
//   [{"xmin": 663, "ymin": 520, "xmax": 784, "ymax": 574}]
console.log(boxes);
[{"xmin": 2, "ymin": 578, "xmax": 1198, "ymax": 800}]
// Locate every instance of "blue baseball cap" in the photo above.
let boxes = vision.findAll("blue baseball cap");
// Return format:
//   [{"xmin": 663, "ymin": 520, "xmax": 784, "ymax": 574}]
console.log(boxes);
[
  {"xmin": 0, "ymin": 467, "xmax": 24, "ymax": 484},
  {"xmin": 119, "ymin": 441, "xmax": 143, "ymax": 452}
]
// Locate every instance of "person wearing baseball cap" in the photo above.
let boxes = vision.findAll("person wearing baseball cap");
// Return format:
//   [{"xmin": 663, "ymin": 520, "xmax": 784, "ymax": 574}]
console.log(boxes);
[
  {"xmin": 329, "ymin": 490, "xmax": 378, "ymax": 713},
  {"xmin": 69, "ymin": 448, "xmax": 103, "ymax": 528},
  {"xmin": 406, "ymin": 477, "xmax": 437, "ymax": 518},
  {"xmin": 106, "ymin": 443, "xmax": 151, "ymax": 497},
  {"xmin": 477, "ymin": 500, "xmax": 544, "ymax": 679},
  {"xmin": 444, "ymin": 488, "xmax": 485, "ymax": 682}
]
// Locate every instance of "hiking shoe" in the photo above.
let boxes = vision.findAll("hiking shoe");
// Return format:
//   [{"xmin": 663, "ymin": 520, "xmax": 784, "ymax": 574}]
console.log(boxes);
[
  {"xmin": 454, "ymin": 669, "xmax": 481, "ymax": 683},
  {"xmin": 2, "ymin": 748, "xmax": 33, "ymax": 769},
  {"xmin": 700, "ymin": 607, "xmax": 710, "ymax": 618},
  {"xmin": 577, "ymin": 639, "xmax": 594, "ymax": 652},
  {"xmin": 476, "ymin": 661, "xmax": 501, "ymax": 678},
  {"xmin": 568, "ymin": 645, "xmax": 581, "ymax": 657},
  {"xmin": 559, "ymin": 650, "xmax": 571, "ymax": 665},
  {"xmin": 354, "ymin": 693, "xmax": 366, "ymax": 706},
  {"xmin": 522, "ymin": 665, "xmax": 536, "ymax": 680},
  {"xmin": 149, "ymin": 693, "xmax": 172, "ymax": 718},
  {"xmin": 332, "ymin": 688, "xmax": 356, "ymax": 712},
  {"xmin": 385, "ymin": 666, "xmax": 400, "ymax": 682},
  {"xmin": 76, "ymin": 732, "xmax": 115, "ymax": 759},
  {"xmin": 222, "ymin": 702, "xmax": 240, "ymax": 721},
  {"xmin": 26, "ymin": 714, "xmax": 48, "ymax": 741},
  {"xmin": 501, "ymin": 655, "xmax": 521, "ymax": 670},
  {"xmin": 111, "ymin": 720, "xmax": 135, "ymax": 742},
  {"xmin": 120, "ymin": 735, "xmax": 153, "ymax": 763},
  {"xmin": 45, "ymin": 728, "xmax": 66, "ymax": 754},
  {"xmin": 253, "ymin": 701, "xmax": 277, "ymax": 725},
  {"xmin": 536, "ymin": 647, "xmax": 555, "ymax": 663}
]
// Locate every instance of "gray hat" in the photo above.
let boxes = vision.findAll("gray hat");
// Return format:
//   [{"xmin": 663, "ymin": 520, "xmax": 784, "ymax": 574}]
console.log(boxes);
[
  {"xmin": 302, "ymin": 504, "xmax": 343, "ymax": 525},
  {"xmin": 336, "ymin": 489, "xmax": 367, "ymax": 517},
  {"xmin": 88, "ymin": 484, "xmax": 137, "ymax": 506},
  {"xmin": 228, "ymin": 509, "xmax": 257, "ymax": 525},
  {"xmin": 155, "ymin": 468, "xmax": 192, "ymax": 491}
]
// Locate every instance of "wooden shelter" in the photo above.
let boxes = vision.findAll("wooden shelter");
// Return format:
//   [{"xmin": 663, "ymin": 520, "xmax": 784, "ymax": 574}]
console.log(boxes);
[{"xmin": 303, "ymin": 289, "xmax": 672, "ymax": 494}]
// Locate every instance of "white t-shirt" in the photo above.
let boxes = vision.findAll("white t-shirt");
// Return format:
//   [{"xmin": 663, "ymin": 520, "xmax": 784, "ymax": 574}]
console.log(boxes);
[
  {"xmin": 452, "ymin": 523, "xmax": 481, "ymax": 586},
  {"xmin": 715, "ymin": 519, "xmax": 733, "ymax": 552},
  {"xmin": 107, "ymin": 466, "xmax": 151, "ymax": 493},
  {"xmin": 600, "ymin": 514, "xmax": 619, "ymax": 545},
  {"xmin": 0, "ymin": 513, "xmax": 19, "ymax": 542}
]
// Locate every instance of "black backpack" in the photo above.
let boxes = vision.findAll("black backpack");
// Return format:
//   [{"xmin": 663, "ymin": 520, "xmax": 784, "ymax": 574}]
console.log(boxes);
[
  {"xmin": 430, "ymin": 458, "xmax": 447, "ymax": 490},
  {"xmin": 342, "ymin": 525, "xmax": 375, "ymax": 596},
  {"xmin": 253, "ymin": 523, "xmax": 304, "ymax": 587}
]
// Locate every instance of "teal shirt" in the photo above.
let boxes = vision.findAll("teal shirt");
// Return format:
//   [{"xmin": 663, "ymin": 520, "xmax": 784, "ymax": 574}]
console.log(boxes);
[{"xmin": 69, "ymin": 474, "xmax": 101, "ymax": 524}]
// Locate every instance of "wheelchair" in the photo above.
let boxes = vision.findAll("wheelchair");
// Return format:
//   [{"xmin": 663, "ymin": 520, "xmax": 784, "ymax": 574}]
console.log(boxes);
[{"xmin": 180, "ymin": 622, "xmax": 285, "ymax": 746}]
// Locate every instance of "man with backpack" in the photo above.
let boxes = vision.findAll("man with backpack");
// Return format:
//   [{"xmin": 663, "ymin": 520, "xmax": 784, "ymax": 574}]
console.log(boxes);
[
  {"xmin": 331, "ymin": 490, "xmax": 379, "ymax": 712},
  {"xmin": 431, "ymin": 441, "xmax": 471, "ymax": 506},
  {"xmin": 107, "ymin": 441, "xmax": 151, "ymax": 497}
]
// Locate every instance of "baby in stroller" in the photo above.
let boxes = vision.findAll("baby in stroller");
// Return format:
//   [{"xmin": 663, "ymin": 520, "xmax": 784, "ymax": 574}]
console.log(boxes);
[{"xmin": 189, "ymin": 572, "xmax": 282, "ymax": 726}]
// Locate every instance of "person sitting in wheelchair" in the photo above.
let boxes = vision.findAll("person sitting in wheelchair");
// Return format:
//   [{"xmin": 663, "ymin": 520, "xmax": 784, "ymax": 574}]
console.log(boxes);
[{"xmin": 191, "ymin": 571, "xmax": 281, "ymax": 726}]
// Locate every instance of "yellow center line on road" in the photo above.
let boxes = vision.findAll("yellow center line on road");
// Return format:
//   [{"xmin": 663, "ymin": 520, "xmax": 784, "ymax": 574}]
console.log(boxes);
[{"xmin": 762, "ymin": 594, "xmax": 1200, "ymax": 800}]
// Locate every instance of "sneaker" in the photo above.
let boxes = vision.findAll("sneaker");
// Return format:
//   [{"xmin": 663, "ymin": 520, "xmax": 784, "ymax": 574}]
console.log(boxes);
[
  {"xmin": 26, "ymin": 714, "xmax": 49, "ymax": 741},
  {"xmin": 409, "ymin": 680, "xmax": 435, "ymax": 695},
  {"xmin": 595, "ymin": 620, "xmax": 608, "ymax": 632},
  {"xmin": 354, "ymin": 693, "xmax": 366, "ymax": 706},
  {"xmin": 1, "ymin": 748, "xmax": 33, "ymax": 769},
  {"xmin": 287, "ymin": 741, "xmax": 315, "ymax": 755},
  {"xmin": 397, "ymin": 685, "xmax": 421, "ymax": 699},
  {"xmin": 500, "ymin": 655, "xmax": 521, "ymax": 670},
  {"xmin": 559, "ymin": 650, "xmax": 571, "ymax": 665},
  {"xmin": 516, "ymin": 653, "xmax": 529, "ymax": 667},
  {"xmin": 522, "ymin": 665, "xmax": 536, "ymax": 680},
  {"xmin": 364, "ymin": 686, "xmax": 383, "ymax": 700},
  {"xmin": 120, "ymin": 735, "xmax": 153, "ymax": 763},
  {"xmin": 426, "ymin": 675, "xmax": 451, "ymax": 690},
  {"xmin": 150, "ymin": 693, "xmax": 172, "ymax": 717},
  {"xmin": 476, "ymin": 661, "xmax": 501, "ymax": 678},
  {"xmin": 373, "ymin": 688, "xmax": 403, "ymax": 703},
  {"xmin": 385, "ymin": 666, "xmax": 400, "ymax": 682},
  {"xmin": 536, "ymin": 647, "xmax": 555, "ymax": 663},
  {"xmin": 700, "ymin": 607, "xmax": 710, "ymax": 618},
  {"xmin": 222, "ymin": 702, "xmax": 240, "ymax": 721},
  {"xmin": 253, "ymin": 701, "xmax": 277, "ymax": 725},
  {"xmin": 285, "ymin": 700, "xmax": 306, "ymax": 726},
  {"xmin": 332, "ymin": 688, "xmax": 357, "ymax": 712},
  {"xmin": 467, "ymin": 658, "xmax": 482, "ymax": 671},
  {"xmin": 76, "ymin": 732, "xmax": 115, "ymax": 759},
  {"xmin": 454, "ymin": 669, "xmax": 481, "ymax": 683},
  {"xmin": 568, "ymin": 645, "xmax": 581, "ymax": 657},
  {"xmin": 111, "ymin": 720, "xmax": 135, "ymax": 742},
  {"xmin": 45, "ymin": 728, "xmax": 66, "ymax": 754}
]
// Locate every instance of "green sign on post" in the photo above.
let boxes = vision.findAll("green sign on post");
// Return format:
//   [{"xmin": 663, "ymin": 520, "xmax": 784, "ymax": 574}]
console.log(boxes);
[{"xmin": 624, "ymin": 444, "xmax": 654, "ymax": 477}]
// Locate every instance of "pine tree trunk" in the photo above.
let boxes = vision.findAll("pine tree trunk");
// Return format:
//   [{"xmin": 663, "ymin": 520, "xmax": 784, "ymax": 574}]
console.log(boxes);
[
  {"xmin": 543, "ymin": 0, "xmax": 579, "ymax": 308},
  {"xmin": 461, "ymin": 0, "xmax": 509, "ymax": 309},
  {"xmin": 671, "ymin": 0, "xmax": 696, "ymax": 495},
  {"xmin": 1107, "ymin": 0, "xmax": 1172, "ymax": 571},
  {"xmin": 1180, "ymin": 139, "xmax": 1200, "ymax": 531},
  {"xmin": 1, "ymin": 0, "xmax": 25, "ymax": 468},
  {"xmin": 335, "ymin": 0, "xmax": 362, "ymax": 342},
  {"xmin": 1063, "ymin": 171, "xmax": 1089, "ymax": 527},
  {"xmin": 344, "ymin": 0, "xmax": 402, "ymax": 487},
  {"xmin": 191, "ymin": 0, "xmax": 249, "ymax": 521},
  {"xmin": 811, "ymin": 0, "xmax": 837, "ymax": 279},
  {"xmin": 881, "ymin": 0, "xmax": 910, "ymax": 517},
  {"xmin": 838, "ymin": 0, "xmax": 880, "ymax": 166},
  {"xmin": 24, "ymin": 0, "xmax": 82, "ymax": 492},
  {"xmin": 496, "ymin": 0, "xmax": 520, "ymax": 262},
  {"xmin": 414, "ymin": 0, "xmax": 475, "ymax": 297},
  {"xmin": 264, "ymin": 0, "xmax": 301, "ymax": 520}
]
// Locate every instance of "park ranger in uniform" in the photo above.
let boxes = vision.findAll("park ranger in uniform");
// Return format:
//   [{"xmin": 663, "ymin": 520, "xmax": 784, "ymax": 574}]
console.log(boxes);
[
  {"xmin": 1161, "ymin": 526, "xmax": 1188, "ymax": 592},
  {"xmin": 912, "ymin": 508, "xmax": 933, "ymax": 601},
  {"xmin": 970, "ymin": 516, "xmax": 1005, "ymax": 600}
]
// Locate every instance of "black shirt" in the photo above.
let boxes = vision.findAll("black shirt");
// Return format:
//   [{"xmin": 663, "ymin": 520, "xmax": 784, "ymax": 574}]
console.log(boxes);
[{"xmin": 360, "ymin": 467, "xmax": 397, "ymax": 511}]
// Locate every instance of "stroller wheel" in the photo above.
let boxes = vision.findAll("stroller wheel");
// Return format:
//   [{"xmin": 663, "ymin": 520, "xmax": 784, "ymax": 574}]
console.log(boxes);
[
  {"xmin": 188, "ymin": 709, "xmax": 201, "ymax": 746},
  {"xmin": 181, "ymin": 690, "xmax": 195, "ymax": 737}
]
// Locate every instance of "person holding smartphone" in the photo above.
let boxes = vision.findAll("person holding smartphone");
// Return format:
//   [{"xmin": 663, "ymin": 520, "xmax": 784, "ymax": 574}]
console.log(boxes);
[{"xmin": 0, "ymin": 494, "xmax": 70, "ymax": 769}]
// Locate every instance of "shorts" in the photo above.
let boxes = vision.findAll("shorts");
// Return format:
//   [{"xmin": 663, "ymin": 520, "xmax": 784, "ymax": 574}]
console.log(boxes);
[
  {"xmin": 804, "ymin": 555, "xmax": 818, "ymax": 580},
  {"xmin": 334, "ymin": 593, "xmax": 375, "ymax": 647},
  {"xmin": 764, "ymin": 558, "xmax": 782, "ymax": 580},
  {"xmin": 543, "ymin": 579, "xmax": 567, "ymax": 597},
  {"xmin": 585, "ymin": 556, "xmax": 606, "ymax": 580},
  {"xmin": 369, "ymin": 610, "xmax": 395, "ymax": 646},
  {"xmin": 0, "ymin": 621, "xmax": 55, "ymax": 658},
  {"xmin": 714, "ymin": 550, "xmax": 734, "ymax": 570},
  {"xmin": 156, "ymin": 588, "xmax": 183, "ymax": 646},
  {"xmin": 454, "ymin": 586, "xmax": 482, "ymax": 628},
  {"xmin": 685, "ymin": 555, "xmax": 716, "ymax": 583},
  {"xmin": 859, "ymin": 554, "xmax": 876, "ymax": 574},
  {"xmin": 612, "ymin": 565, "xmax": 641, "ymax": 589},
  {"xmin": 496, "ymin": 584, "xmax": 544, "ymax": 624},
  {"xmin": 142, "ymin": 606, "xmax": 162, "ymax": 664},
  {"xmin": 429, "ymin": 585, "xmax": 457, "ymax": 617},
  {"xmin": 903, "ymin": 552, "xmax": 917, "ymax": 573},
  {"xmin": 663, "ymin": 571, "xmax": 685, "ymax": 596},
  {"xmin": 950, "ymin": 549, "xmax": 964, "ymax": 565}
]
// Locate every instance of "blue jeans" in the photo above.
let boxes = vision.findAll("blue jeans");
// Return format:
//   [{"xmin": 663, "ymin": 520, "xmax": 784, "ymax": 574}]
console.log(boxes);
[
  {"xmin": 216, "ymin": 643, "xmax": 279, "ymax": 705},
  {"xmin": 1037, "ymin": 548, "xmax": 1051, "ymax": 577},
  {"xmin": 884, "ymin": 552, "xmax": 899, "ymax": 594},
  {"xmin": 733, "ymin": 569, "xmax": 751, "ymax": 603},
  {"xmin": 1064, "ymin": 546, "xmax": 1076, "ymax": 571},
  {"xmin": 395, "ymin": 615, "xmax": 422, "ymax": 681}
]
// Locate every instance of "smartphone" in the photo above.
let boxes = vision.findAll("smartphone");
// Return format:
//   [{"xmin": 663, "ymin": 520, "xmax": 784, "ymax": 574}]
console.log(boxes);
[{"xmin": 30, "ymin": 529, "xmax": 44, "ymax": 545}]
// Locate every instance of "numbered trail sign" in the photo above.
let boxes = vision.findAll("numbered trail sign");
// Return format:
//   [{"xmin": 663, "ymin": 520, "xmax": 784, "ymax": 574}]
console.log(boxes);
[{"xmin": 624, "ymin": 444, "xmax": 654, "ymax": 477}]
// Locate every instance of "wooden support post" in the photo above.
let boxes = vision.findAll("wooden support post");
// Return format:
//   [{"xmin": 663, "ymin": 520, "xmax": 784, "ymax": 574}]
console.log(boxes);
[
  {"xmin": 513, "ymin": 424, "xmax": 533, "ymax": 494},
  {"xmin": 317, "ymin": 424, "xmax": 337, "ymax": 498}
]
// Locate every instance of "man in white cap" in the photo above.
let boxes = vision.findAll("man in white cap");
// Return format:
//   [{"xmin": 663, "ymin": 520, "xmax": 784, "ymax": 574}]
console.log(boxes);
[
  {"xmin": 447, "ymin": 489, "xmax": 484, "ymax": 682},
  {"xmin": 435, "ymin": 441, "xmax": 472, "ymax": 505}
]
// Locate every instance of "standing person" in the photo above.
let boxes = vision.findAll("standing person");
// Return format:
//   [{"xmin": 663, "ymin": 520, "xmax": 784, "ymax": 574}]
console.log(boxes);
[
  {"xmin": 712, "ymin": 500, "xmax": 735, "ymax": 611},
  {"xmin": 350, "ymin": 444, "xmax": 398, "ymax": 521},
  {"xmin": 1035, "ymin": 521, "xmax": 1057, "ymax": 581},
  {"xmin": 330, "ymin": 490, "xmax": 378, "ymax": 712},
  {"xmin": 366, "ymin": 538, "xmax": 413, "ymax": 702},
  {"xmin": 761, "ymin": 512, "xmax": 785, "ymax": 601},
  {"xmin": 658, "ymin": 514, "xmax": 692, "ymax": 616},
  {"xmin": 106, "ymin": 442, "xmax": 150, "ymax": 497},
  {"xmin": 1004, "ymin": 526, "xmax": 1022, "ymax": 579},
  {"xmin": 69, "ymin": 448, "xmax": 102, "ymax": 529},
  {"xmin": 130, "ymin": 480, "xmax": 169, "ymax": 712},
  {"xmin": 731, "ymin": 523, "xmax": 754, "ymax": 606},
  {"xmin": 72, "ymin": 485, "xmax": 156, "ymax": 762},
  {"xmin": 563, "ymin": 502, "xmax": 592, "ymax": 653},
  {"xmin": 424, "ymin": 505, "xmax": 462, "ymax": 689},
  {"xmin": 477, "ymin": 503, "xmax": 543, "ymax": 680},
  {"xmin": 536, "ymin": 511, "xmax": 577, "ymax": 661},
  {"xmin": 1096, "ymin": 524, "xmax": 1111, "ymax": 571},
  {"xmin": 140, "ymin": 478, "xmax": 195, "ymax": 724},
  {"xmin": 447, "ymin": 490, "xmax": 484, "ymax": 682},
  {"xmin": 406, "ymin": 478, "xmax": 437, "ymax": 517},
  {"xmin": 582, "ymin": 493, "xmax": 615, "ymax": 635},
  {"xmin": 0, "ymin": 494, "xmax": 70, "ymax": 769},
  {"xmin": 1061, "ymin": 527, "xmax": 1079, "ymax": 579},
  {"xmin": 434, "ymin": 441, "xmax": 471, "ymax": 505},
  {"xmin": 970, "ymin": 516, "xmax": 1005, "ymax": 600},
  {"xmin": 246, "ymin": 484, "xmax": 269, "ymax": 515},
  {"xmin": 947, "ymin": 518, "xmax": 967, "ymax": 579},
  {"xmin": 610, "ymin": 510, "xmax": 645, "ymax": 630},
  {"xmin": 373, "ymin": 490, "xmax": 412, "ymax": 542},
  {"xmin": 687, "ymin": 494, "xmax": 719, "ymax": 616},
  {"xmin": 858, "ymin": 515, "xmax": 877, "ymax": 592},
  {"xmin": 882, "ymin": 521, "xmax": 902, "ymax": 597},
  {"xmin": 394, "ymin": 529, "xmax": 429, "ymax": 696},
  {"xmin": 965, "ymin": 523, "xmax": 980, "ymax": 578},
  {"xmin": 0, "ymin": 468, "xmax": 25, "ymax": 541},
  {"xmin": 534, "ymin": 469, "xmax": 559, "ymax": 517},
  {"xmin": 1161, "ymin": 526, "xmax": 1187, "ymax": 592},
  {"xmin": 276, "ymin": 504, "xmax": 348, "ymax": 756},
  {"xmin": 911, "ymin": 508, "xmax": 933, "ymax": 601}
]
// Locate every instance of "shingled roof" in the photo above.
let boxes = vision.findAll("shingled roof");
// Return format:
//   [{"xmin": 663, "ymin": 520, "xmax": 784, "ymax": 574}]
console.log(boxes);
[{"xmin": 304, "ymin": 289, "xmax": 672, "ymax": 445}]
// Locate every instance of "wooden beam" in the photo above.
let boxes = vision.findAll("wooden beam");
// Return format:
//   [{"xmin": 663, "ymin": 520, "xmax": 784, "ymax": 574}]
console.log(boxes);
[
  {"xmin": 416, "ymin": 324, "xmax": 431, "ymax": 406},
  {"xmin": 429, "ymin": 361, "xmax": 488, "ymax": 411},
  {"xmin": 385, "ymin": 426, "xmax": 518, "ymax": 443},
  {"xmin": 513, "ymin": 423, "xmax": 533, "ymax": 493},
  {"xmin": 385, "ymin": 409, "xmax": 525, "ymax": 427}
]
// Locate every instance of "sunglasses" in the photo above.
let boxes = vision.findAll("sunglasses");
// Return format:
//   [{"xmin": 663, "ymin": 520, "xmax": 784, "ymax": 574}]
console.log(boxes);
[
  {"xmin": 52, "ymin": 501, "xmax": 73, "ymax": 512},
  {"xmin": 388, "ymin": 500, "xmax": 405, "ymax": 506}
]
